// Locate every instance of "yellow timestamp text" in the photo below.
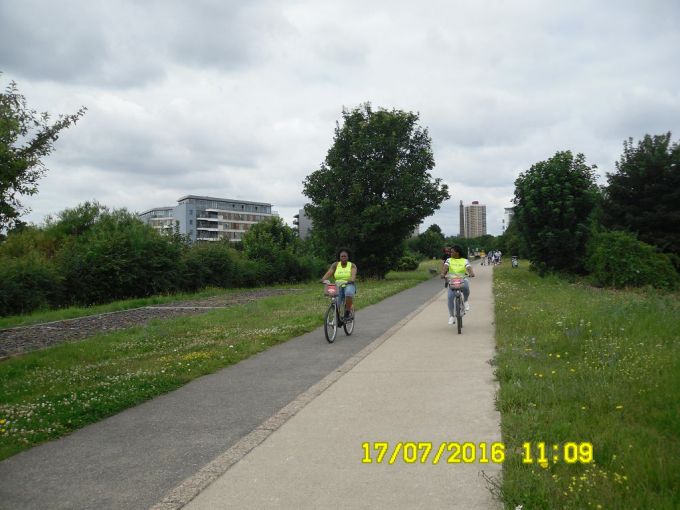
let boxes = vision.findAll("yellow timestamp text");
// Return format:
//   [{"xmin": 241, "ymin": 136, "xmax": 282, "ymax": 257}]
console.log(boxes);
[
  {"xmin": 361, "ymin": 441, "xmax": 594, "ymax": 465},
  {"xmin": 361, "ymin": 441, "xmax": 506, "ymax": 465}
]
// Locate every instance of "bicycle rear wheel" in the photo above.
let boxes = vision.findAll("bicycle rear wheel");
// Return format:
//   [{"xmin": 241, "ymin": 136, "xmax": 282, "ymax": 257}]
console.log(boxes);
[
  {"xmin": 343, "ymin": 312, "xmax": 355, "ymax": 336},
  {"xmin": 456, "ymin": 295, "xmax": 463, "ymax": 334},
  {"xmin": 324, "ymin": 302, "xmax": 338, "ymax": 343}
]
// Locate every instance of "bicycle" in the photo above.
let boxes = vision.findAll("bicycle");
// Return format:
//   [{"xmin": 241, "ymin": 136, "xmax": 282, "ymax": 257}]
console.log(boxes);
[
  {"xmin": 322, "ymin": 280, "xmax": 355, "ymax": 343},
  {"xmin": 446, "ymin": 275, "xmax": 467, "ymax": 335}
]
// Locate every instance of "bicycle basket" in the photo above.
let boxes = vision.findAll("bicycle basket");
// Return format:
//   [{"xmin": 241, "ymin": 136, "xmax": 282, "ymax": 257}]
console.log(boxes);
[
  {"xmin": 324, "ymin": 284, "xmax": 338, "ymax": 296},
  {"xmin": 449, "ymin": 277, "xmax": 465, "ymax": 289}
]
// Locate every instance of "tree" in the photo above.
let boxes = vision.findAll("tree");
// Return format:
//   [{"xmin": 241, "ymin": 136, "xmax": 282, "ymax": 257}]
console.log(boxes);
[
  {"xmin": 241, "ymin": 216, "xmax": 296, "ymax": 260},
  {"xmin": 513, "ymin": 151, "xmax": 600, "ymax": 274},
  {"xmin": 602, "ymin": 133, "xmax": 680, "ymax": 258},
  {"xmin": 0, "ymin": 76, "xmax": 86, "ymax": 232},
  {"xmin": 302, "ymin": 103, "xmax": 449, "ymax": 278},
  {"xmin": 408, "ymin": 224, "xmax": 445, "ymax": 258}
]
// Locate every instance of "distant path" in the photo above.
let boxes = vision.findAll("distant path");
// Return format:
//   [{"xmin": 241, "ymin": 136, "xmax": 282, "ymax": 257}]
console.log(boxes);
[{"xmin": 0, "ymin": 278, "xmax": 443, "ymax": 510}]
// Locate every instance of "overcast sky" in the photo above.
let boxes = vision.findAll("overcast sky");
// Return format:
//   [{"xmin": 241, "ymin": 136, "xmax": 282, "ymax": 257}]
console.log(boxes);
[{"xmin": 2, "ymin": 0, "xmax": 679, "ymax": 236}]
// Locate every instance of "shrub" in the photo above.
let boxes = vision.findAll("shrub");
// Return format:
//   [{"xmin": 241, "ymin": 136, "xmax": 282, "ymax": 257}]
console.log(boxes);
[
  {"xmin": 586, "ymin": 231, "xmax": 679, "ymax": 290},
  {"xmin": 396, "ymin": 254, "xmax": 420, "ymax": 271},
  {"xmin": 181, "ymin": 241, "xmax": 243, "ymax": 291},
  {"xmin": 57, "ymin": 210, "xmax": 183, "ymax": 305},
  {"xmin": 0, "ymin": 253, "xmax": 62, "ymax": 315}
]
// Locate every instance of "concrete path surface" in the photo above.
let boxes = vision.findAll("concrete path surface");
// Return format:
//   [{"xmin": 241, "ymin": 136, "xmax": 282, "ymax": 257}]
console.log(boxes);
[
  {"xmin": 173, "ymin": 263, "xmax": 501, "ymax": 509},
  {"xmin": 0, "ymin": 275, "xmax": 447, "ymax": 510}
]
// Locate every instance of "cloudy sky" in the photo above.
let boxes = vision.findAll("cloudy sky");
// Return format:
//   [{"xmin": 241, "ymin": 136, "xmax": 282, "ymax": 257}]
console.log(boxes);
[{"xmin": 2, "ymin": 0, "xmax": 679, "ymax": 236}]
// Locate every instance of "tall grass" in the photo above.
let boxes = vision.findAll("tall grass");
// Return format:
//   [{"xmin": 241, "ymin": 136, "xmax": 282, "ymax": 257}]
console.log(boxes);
[
  {"xmin": 494, "ymin": 264, "xmax": 680, "ymax": 509},
  {"xmin": 0, "ymin": 261, "xmax": 438, "ymax": 460}
]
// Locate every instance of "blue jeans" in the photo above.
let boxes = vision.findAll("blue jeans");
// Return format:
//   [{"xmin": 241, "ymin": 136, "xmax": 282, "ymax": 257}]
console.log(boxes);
[
  {"xmin": 447, "ymin": 279, "xmax": 469, "ymax": 316},
  {"xmin": 339, "ymin": 283, "xmax": 356, "ymax": 305}
]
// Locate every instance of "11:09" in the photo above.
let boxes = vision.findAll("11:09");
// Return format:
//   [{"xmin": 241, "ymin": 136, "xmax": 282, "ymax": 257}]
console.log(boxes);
[{"xmin": 522, "ymin": 442, "xmax": 594, "ymax": 464}]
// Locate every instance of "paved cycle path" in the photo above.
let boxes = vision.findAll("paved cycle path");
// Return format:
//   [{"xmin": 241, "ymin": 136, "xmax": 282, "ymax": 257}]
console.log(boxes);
[
  {"xmin": 0, "ymin": 275, "xmax": 452, "ymax": 510},
  {"xmin": 170, "ymin": 263, "xmax": 501, "ymax": 509}
]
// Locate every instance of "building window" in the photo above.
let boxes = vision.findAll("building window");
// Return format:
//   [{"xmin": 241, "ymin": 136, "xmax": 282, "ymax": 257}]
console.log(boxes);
[{"xmin": 189, "ymin": 219, "xmax": 193, "ymax": 225}]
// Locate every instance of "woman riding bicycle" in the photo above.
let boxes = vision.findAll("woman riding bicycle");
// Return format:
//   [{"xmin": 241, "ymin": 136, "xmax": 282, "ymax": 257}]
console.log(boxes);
[
  {"xmin": 320, "ymin": 248, "xmax": 357, "ymax": 319},
  {"xmin": 440, "ymin": 244, "xmax": 475, "ymax": 325}
]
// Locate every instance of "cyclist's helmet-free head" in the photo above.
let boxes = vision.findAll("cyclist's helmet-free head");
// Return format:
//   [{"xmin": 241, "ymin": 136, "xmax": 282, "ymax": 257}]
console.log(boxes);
[
  {"xmin": 451, "ymin": 245, "xmax": 464, "ymax": 257},
  {"xmin": 337, "ymin": 247, "xmax": 352, "ymax": 260}
]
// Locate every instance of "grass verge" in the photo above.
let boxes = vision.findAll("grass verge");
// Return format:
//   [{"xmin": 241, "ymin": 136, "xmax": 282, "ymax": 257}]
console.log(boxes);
[
  {"xmin": 494, "ymin": 263, "xmax": 680, "ymax": 509},
  {"xmin": 0, "ymin": 261, "xmax": 438, "ymax": 461}
]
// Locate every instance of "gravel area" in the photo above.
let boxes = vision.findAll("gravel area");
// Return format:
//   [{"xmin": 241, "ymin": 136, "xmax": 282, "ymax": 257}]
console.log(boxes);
[{"xmin": 0, "ymin": 289, "xmax": 303, "ymax": 359}]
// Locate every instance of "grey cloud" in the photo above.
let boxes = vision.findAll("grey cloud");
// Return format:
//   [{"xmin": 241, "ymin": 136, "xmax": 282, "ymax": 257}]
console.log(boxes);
[{"xmin": 0, "ymin": 0, "xmax": 287, "ymax": 87}]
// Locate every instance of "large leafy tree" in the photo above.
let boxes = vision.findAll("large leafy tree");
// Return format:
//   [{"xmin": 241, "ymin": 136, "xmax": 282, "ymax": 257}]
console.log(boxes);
[
  {"xmin": 0, "ymin": 76, "xmax": 86, "ymax": 232},
  {"xmin": 303, "ymin": 103, "xmax": 449, "ymax": 278},
  {"xmin": 513, "ymin": 151, "xmax": 600, "ymax": 274},
  {"xmin": 602, "ymin": 133, "xmax": 680, "ymax": 257}
]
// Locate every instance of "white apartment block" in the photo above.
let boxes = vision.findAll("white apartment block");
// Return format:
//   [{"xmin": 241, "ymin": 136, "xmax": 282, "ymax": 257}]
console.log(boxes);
[{"xmin": 138, "ymin": 195, "xmax": 275, "ymax": 243}]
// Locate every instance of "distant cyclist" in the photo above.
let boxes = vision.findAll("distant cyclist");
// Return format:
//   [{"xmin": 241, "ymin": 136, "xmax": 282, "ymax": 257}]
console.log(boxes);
[
  {"xmin": 440, "ymin": 244, "xmax": 475, "ymax": 325},
  {"xmin": 320, "ymin": 248, "xmax": 357, "ymax": 319}
]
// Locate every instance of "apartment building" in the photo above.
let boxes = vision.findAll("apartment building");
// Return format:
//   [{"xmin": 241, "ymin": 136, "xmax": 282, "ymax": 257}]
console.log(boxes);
[
  {"xmin": 293, "ymin": 208, "xmax": 313, "ymax": 239},
  {"xmin": 461, "ymin": 200, "xmax": 487, "ymax": 238},
  {"xmin": 138, "ymin": 195, "xmax": 274, "ymax": 243}
]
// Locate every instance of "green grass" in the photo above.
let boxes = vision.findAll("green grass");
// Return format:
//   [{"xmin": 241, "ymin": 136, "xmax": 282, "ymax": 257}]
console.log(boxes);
[
  {"xmin": 494, "ymin": 263, "xmax": 680, "ymax": 509},
  {"xmin": 0, "ymin": 260, "xmax": 438, "ymax": 460},
  {"xmin": 0, "ymin": 287, "xmax": 248, "ymax": 329}
]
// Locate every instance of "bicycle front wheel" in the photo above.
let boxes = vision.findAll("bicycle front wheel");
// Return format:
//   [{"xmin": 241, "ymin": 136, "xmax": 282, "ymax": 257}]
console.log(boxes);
[
  {"xmin": 324, "ymin": 302, "xmax": 338, "ymax": 343},
  {"xmin": 456, "ymin": 295, "xmax": 463, "ymax": 334}
]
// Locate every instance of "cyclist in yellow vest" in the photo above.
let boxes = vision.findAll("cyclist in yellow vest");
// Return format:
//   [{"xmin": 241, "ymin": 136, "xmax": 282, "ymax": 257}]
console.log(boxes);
[
  {"xmin": 320, "ymin": 248, "xmax": 358, "ymax": 319},
  {"xmin": 440, "ymin": 245, "xmax": 475, "ymax": 325}
]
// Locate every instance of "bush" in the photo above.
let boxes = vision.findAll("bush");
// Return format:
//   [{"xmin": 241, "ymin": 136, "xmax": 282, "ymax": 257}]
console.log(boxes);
[
  {"xmin": 57, "ymin": 210, "xmax": 183, "ymax": 305},
  {"xmin": 396, "ymin": 254, "xmax": 420, "ymax": 271},
  {"xmin": 586, "ymin": 231, "xmax": 679, "ymax": 290},
  {"xmin": 0, "ymin": 253, "xmax": 62, "ymax": 315},
  {"xmin": 181, "ymin": 241, "xmax": 240, "ymax": 291}
]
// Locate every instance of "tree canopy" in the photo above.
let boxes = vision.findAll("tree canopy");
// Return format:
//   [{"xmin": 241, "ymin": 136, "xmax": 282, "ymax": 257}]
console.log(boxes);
[
  {"xmin": 513, "ymin": 151, "xmax": 600, "ymax": 274},
  {"xmin": 0, "ymin": 76, "xmax": 86, "ymax": 233},
  {"xmin": 303, "ymin": 103, "xmax": 449, "ymax": 278},
  {"xmin": 602, "ymin": 133, "xmax": 680, "ymax": 257},
  {"xmin": 408, "ymin": 224, "xmax": 445, "ymax": 259}
]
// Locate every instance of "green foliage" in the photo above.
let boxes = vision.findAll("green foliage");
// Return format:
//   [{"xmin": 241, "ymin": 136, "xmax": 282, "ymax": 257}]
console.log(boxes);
[
  {"xmin": 241, "ymin": 216, "xmax": 296, "ymax": 260},
  {"xmin": 497, "ymin": 219, "xmax": 529, "ymax": 258},
  {"xmin": 396, "ymin": 253, "xmax": 420, "ymax": 271},
  {"xmin": 444, "ymin": 235, "xmax": 499, "ymax": 258},
  {"xmin": 181, "ymin": 241, "xmax": 244, "ymax": 291},
  {"xmin": 57, "ymin": 209, "xmax": 184, "ymax": 305},
  {"xmin": 408, "ymin": 225, "xmax": 445, "ymax": 258},
  {"xmin": 0, "ymin": 252, "xmax": 62, "ymax": 315},
  {"xmin": 43, "ymin": 201, "xmax": 107, "ymax": 239},
  {"xmin": 0, "ymin": 202, "xmax": 333, "ymax": 316},
  {"xmin": 586, "ymin": 230, "xmax": 679, "ymax": 290},
  {"xmin": 513, "ymin": 151, "xmax": 600, "ymax": 274},
  {"xmin": 0, "ymin": 76, "xmax": 86, "ymax": 232},
  {"xmin": 603, "ymin": 133, "xmax": 680, "ymax": 256},
  {"xmin": 303, "ymin": 103, "xmax": 449, "ymax": 278}
]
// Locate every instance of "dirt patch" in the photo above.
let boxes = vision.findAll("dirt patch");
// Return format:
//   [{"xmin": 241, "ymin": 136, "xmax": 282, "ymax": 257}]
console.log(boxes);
[{"xmin": 0, "ymin": 289, "xmax": 303, "ymax": 359}]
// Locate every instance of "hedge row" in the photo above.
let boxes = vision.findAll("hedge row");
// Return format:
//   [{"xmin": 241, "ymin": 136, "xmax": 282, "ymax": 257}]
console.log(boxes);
[{"xmin": 0, "ymin": 211, "xmax": 326, "ymax": 316}]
